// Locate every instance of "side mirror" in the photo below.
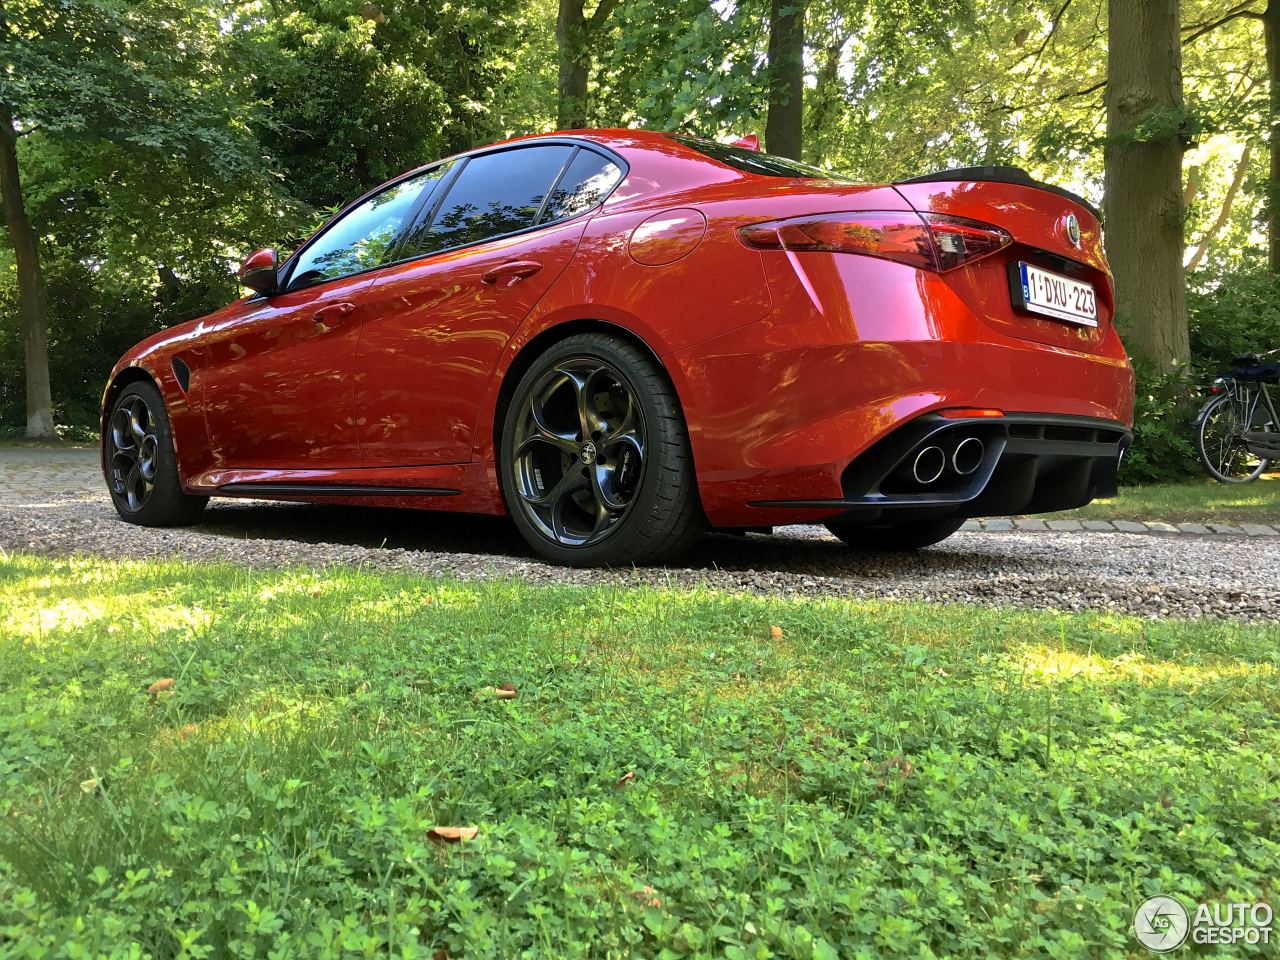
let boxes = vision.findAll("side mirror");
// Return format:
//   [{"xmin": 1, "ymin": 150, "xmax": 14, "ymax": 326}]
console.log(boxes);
[{"xmin": 238, "ymin": 247, "xmax": 279, "ymax": 296}]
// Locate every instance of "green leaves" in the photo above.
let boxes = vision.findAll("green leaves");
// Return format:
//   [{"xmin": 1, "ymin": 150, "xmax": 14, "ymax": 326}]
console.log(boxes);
[{"xmin": 2, "ymin": 553, "xmax": 1279, "ymax": 955}]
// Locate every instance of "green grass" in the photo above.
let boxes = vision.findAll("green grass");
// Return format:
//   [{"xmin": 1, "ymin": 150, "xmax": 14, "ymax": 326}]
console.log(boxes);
[
  {"xmin": 1055, "ymin": 474, "xmax": 1280, "ymax": 524},
  {"xmin": 1, "ymin": 555, "xmax": 1277, "ymax": 958}
]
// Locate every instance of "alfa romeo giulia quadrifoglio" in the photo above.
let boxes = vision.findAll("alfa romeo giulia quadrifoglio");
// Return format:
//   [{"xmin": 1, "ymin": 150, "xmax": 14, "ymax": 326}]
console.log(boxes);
[{"xmin": 101, "ymin": 129, "xmax": 1134, "ymax": 566}]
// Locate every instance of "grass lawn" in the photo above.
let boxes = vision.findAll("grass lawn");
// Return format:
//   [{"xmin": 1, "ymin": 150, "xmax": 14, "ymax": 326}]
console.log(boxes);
[
  {"xmin": 1055, "ymin": 474, "xmax": 1280, "ymax": 524},
  {"xmin": 2, "ymin": 555, "xmax": 1277, "ymax": 958}
]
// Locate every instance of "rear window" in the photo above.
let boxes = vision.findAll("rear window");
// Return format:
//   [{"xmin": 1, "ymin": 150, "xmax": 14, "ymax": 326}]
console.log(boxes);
[
  {"xmin": 542, "ymin": 149, "xmax": 623, "ymax": 222},
  {"xmin": 670, "ymin": 135, "xmax": 852, "ymax": 182}
]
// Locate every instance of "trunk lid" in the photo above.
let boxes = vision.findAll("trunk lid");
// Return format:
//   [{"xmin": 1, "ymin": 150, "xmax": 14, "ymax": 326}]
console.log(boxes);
[{"xmin": 893, "ymin": 169, "xmax": 1112, "ymax": 354}]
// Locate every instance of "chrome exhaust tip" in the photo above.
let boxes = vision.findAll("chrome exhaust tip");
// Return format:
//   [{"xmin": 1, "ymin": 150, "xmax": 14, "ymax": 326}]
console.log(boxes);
[
  {"xmin": 912, "ymin": 446, "xmax": 947, "ymax": 484},
  {"xmin": 952, "ymin": 437, "xmax": 985, "ymax": 475}
]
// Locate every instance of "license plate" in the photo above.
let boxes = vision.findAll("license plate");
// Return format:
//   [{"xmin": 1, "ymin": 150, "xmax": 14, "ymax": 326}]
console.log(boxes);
[{"xmin": 1014, "ymin": 262, "xmax": 1098, "ymax": 327}]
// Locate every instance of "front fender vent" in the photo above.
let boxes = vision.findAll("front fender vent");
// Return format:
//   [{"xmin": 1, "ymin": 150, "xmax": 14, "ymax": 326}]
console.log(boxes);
[{"xmin": 171, "ymin": 356, "xmax": 191, "ymax": 393}]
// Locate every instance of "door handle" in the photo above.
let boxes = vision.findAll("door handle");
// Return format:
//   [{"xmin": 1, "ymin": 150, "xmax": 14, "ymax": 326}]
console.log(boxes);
[
  {"xmin": 312, "ymin": 301, "xmax": 356, "ymax": 324},
  {"xmin": 481, "ymin": 260, "xmax": 543, "ymax": 286}
]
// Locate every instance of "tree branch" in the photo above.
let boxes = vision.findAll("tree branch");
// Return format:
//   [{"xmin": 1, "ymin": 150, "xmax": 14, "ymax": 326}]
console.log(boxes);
[
  {"xmin": 1181, "ymin": 2, "xmax": 1263, "ymax": 45},
  {"xmin": 1014, "ymin": 0, "xmax": 1074, "ymax": 69},
  {"xmin": 1186, "ymin": 140, "xmax": 1254, "ymax": 273},
  {"xmin": 997, "ymin": 77, "xmax": 1107, "ymax": 114},
  {"xmin": 588, "ymin": 0, "xmax": 622, "ymax": 30}
]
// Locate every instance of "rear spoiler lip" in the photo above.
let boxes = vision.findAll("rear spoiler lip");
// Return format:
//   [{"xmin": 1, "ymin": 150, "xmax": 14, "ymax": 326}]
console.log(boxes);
[{"xmin": 896, "ymin": 165, "xmax": 1101, "ymax": 222}]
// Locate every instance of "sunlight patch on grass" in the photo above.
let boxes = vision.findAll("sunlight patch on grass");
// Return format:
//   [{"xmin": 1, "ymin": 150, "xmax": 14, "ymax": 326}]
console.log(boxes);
[{"xmin": 1018, "ymin": 644, "xmax": 1273, "ymax": 688}]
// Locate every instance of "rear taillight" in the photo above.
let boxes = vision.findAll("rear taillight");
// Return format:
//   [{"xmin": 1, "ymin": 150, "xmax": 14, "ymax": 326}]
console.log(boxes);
[{"xmin": 737, "ymin": 211, "xmax": 1011, "ymax": 272}]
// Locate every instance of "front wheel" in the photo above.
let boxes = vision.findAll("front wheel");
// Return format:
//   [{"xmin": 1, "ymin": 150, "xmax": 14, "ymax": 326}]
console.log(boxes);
[
  {"xmin": 499, "ymin": 333, "xmax": 703, "ymax": 567},
  {"xmin": 823, "ymin": 517, "xmax": 966, "ymax": 551},
  {"xmin": 1196, "ymin": 393, "xmax": 1270, "ymax": 484},
  {"xmin": 104, "ymin": 381, "xmax": 208, "ymax": 526}
]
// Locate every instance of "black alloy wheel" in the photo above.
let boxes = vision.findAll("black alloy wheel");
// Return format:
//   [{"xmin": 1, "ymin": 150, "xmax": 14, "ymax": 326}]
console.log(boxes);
[
  {"xmin": 500, "ymin": 333, "xmax": 702, "ymax": 566},
  {"xmin": 104, "ymin": 381, "xmax": 208, "ymax": 526},
  {"xmin": 107, "ymin": 391, "xmax": 161, "ymax": 512}
]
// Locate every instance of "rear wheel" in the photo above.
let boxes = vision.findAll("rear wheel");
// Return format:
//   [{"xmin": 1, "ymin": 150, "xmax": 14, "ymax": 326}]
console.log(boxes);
[
  {"xmin": 104, "ymin": 381, "xmax": 208, "ymax": 526},
  {"xmin": 824, "ymin": 516, "xmax": 965, "ymax": 551},
  {"xmin": 499, "ymin": 333, "xmax": 702, "ymax": 567},
  {"xmin": 1196, "ymin": 393, "xmax": 1270, "ymax": 483}
]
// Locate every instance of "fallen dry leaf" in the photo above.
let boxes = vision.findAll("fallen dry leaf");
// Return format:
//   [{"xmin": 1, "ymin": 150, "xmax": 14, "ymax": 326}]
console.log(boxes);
[
  {"xmin": 476, "ymin": 685, "xmax": 517, "ymax": 700},
  {"xmin": 615, "ymin": 771, "xmax": 635, "ymax": 789},
  {"xmin": 632, "ymin": 885, "xmax": 662, "ymax": 908},
  {"xmin": 770, "ymin": 625, "xmax": 784, "ymax": 639},
  {"xmin": 867, "ymin": 755, "xmax": 915, "ymax": 789},
  {"xmin": 145, "ymin": 678, "xmax": 175, "ymax": 699},
  {"xmin": 428, "ymin": 825, "xmax": 479, "ymax": 843}
]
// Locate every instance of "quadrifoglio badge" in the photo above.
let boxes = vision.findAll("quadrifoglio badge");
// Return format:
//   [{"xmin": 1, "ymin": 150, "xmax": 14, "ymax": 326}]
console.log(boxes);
[{"xmin": 1134, "ymin": 896, "xmax": 1273, "ymax": 952}]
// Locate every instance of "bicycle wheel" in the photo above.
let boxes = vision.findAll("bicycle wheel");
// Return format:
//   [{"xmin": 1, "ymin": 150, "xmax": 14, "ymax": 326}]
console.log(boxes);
[{"xmin": 1196, "ymin": 392, "xmax": 1271, "ymax": 483}]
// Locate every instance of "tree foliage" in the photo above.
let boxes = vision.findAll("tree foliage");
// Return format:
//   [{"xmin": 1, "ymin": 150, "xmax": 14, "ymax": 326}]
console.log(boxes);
[{"xmin": 0, "ymin": 0, "xmax": 1269, "ymax": 446}]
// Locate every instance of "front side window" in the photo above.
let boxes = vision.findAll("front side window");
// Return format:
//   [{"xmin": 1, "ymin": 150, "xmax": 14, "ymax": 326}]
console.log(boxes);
[
  {"xmin": 419, "ymin": 146, "xmax": 574, "ymax": 254},
  {"xmin": 541, "ymin": 150, "xmax": 623, "ymax": 222},
  {"xmin": 288, "ymin": 168, "xmax": 442, "ymax": 290}
]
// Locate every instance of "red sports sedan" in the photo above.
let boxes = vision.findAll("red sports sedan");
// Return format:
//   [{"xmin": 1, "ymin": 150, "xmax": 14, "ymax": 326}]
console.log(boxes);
[{"xmin": 101, "ymin": 129, "xmax": 1134, "ymax": 566}]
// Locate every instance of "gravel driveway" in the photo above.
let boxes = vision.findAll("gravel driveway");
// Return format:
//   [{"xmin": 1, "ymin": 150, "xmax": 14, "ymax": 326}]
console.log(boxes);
[{"xmin": 4, "ymin": 447, "xmax": 1279, "ymax": 622}]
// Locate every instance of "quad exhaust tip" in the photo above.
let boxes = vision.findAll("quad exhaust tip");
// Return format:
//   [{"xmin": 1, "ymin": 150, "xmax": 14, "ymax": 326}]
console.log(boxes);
[
  {"xmin": 912, "ymin": 446, "xmax": 947, "ymax": 484},
  {"xmin": 952, "ymin": 437, "xmax": 985, "ymax": 475}
]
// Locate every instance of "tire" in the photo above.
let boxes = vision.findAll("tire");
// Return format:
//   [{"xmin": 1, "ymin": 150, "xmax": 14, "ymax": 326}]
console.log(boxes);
[
  {"xmin": 1196, "ymin": 393, "xmax": 1271, "ymax": 484},
  {"xmin": 499, "ymin": 333, "xmax": 703, "ymax": 567},
  {"xmin": 824, "ymin": 516, "xmax": 965, "ymax": 551},
  {"xmin": 103, "ymin": 381, "xmax": 208, "ymax": 526}
]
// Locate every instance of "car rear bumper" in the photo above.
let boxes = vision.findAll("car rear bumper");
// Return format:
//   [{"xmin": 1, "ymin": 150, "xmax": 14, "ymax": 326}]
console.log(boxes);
[
  {"xmin": 749, "ymin": 412, "xmax": 1131, "ymax": 524},
  {"xmin": 669, "ymin": 331, "xmax": 1135, "ymax": 527}
]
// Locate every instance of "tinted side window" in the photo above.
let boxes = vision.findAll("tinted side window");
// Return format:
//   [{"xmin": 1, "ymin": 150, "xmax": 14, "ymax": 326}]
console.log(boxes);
[
  {"xmin": 420, "ymin": 146, "xmax": 573, "ymax": 253},
  {"xmin": 540, "ymin": 150, "xmax": 623, "ymax": 222},
  {"xmin": 288, "ymin": 168, "xmax": 441, "ymax": 290}
]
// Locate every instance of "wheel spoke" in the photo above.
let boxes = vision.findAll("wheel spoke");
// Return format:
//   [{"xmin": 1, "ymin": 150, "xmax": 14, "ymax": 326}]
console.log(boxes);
[
  {"xmin": 128, "ymin": 399, "xmax": 148, "ymax": 446},
  {"xmin": 600, "ymin": 390, "xmax": 636, "ymax": 445},
  {"xmin": 521, "ymin": 464, "xmax": 586, "ymax": 508},
  {"xmin": 522, "ymin": 397, "xmax": 580, "ymax": 456},
  {"xmin": 111, "ymin": 408, "xmax": 135, "ymax": 451},
  {"xmin": 124, "ymin": 463, "xmax": 144, "ymax": 511},
  {"xmin": 562, "ymin": 366, "xmax": 608, "ymax": 440},
  {"xmin": 138, "ymin": 435, "xmax": 158, "ymax": 481}
]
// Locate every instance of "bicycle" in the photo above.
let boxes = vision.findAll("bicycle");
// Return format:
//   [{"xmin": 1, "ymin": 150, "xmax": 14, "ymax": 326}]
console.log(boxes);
[{"xmin": 1195, "ymin": 351, "xmax": 1280, "ymax": 483}]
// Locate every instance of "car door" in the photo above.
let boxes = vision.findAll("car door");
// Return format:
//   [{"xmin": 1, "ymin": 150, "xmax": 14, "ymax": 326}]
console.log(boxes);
[
  {"xmin": 355, "ymin": 144, "xmax": 624, "ymax": 466},
  {"xmin": 199, "ymin": 170, "xmax": 435, "ymax": 469}
]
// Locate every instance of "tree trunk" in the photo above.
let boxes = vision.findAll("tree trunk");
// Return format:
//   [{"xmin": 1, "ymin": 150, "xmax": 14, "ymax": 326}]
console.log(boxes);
[
  {"xmin": 0, "ymin": 115, "xmax": 54, "ymax": 438},
  {"xmin": 1265, "ymin": 0, "xmax": 1280, "ymax": 273},
  {"xmin": 1103, "ymin": 0, "xmax": 1189, "ymax": 370},
  {"xmin": 1186, "ymin": 141, "xmax": 1253, "ymax": 274},
  {"xmin": 556, "ymin": 0, "xmax": 589, "ymax": 129},
  {"xmin": 765, "ymin": 0, "xmax": 805, "ymax": 160}
]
